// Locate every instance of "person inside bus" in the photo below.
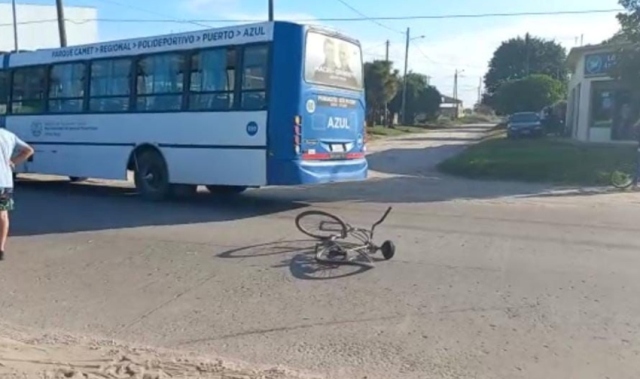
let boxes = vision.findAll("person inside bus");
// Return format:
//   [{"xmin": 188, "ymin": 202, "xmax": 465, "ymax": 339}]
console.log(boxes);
[
  {"xmin": 337, "ymin": 43, "xmax": 359, "ymax": 88},
  {"xmin": 0, "ymin": 127, "xmax": 33, "ymax": 260},
  {"xmin": 312, "ymin": 38, "xmax": 338, "ymax": 83}
]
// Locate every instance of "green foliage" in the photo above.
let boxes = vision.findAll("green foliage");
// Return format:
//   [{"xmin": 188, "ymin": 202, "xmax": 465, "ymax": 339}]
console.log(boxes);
[
  {"xmin": 438, "ymin": 136, "xmax": 635, "ymax": 185},
  {"xmin": 364, "ymin": 60, "xmax": 399, "ymax": 126},
  {"xmin": 388, "ymin": 72, "xmax": 442, "ymax": 124},
  {"xmin": 609, "ymin": 0, "xmax": 640, "ymax": 88},
  {"xmin": 493, "ymin": 74, "xmax": 566, "ymax": 115},
  {"xmin": 482, "ymin": 34, "xmax": 567, "ymax": 110}
]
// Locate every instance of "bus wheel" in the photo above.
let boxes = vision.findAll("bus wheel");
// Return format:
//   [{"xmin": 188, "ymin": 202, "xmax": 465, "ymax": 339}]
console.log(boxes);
[
  {"xmin": 134, "ymin": 150, "xmax": 171, "ymax": 201},
  {"xmin": 69, "ymin": 176, "xmax": 87, "ymax": 183},
  {"xmin": 205, "ymin": 185, "xmax": 247, "ymax": 195}
]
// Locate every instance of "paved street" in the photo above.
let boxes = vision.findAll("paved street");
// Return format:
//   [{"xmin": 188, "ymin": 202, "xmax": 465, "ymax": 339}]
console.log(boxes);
[{"xmin": 1, "ymin": 125, "xmax": 640, "ymax": 379}]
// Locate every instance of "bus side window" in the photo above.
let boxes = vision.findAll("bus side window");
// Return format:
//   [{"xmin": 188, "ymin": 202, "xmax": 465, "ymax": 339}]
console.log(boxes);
[
  {"xmin": 89, "ymin": 59, "xmax": 131, "ymax": 113},
  {"xmin": 189, "ymin": 47, "xmax": 236, "ymax": 111},
  {"xmin": 48, "ymin": 62, "xmax": 86, "ymax": 113},
  {"xmin": 136, "ymin": 53, "xmax": 185, "ymax": 112},
  {"xmin": 11, "ymin": 66, "xmax": 46, "ymax": 114},
  {"xmin": 241, "ymin": 45, "xmax": 268, "ymax": 110},
  {"xmin": 0, "ymin": 71, "xmax": 7, "ymax": 115}
]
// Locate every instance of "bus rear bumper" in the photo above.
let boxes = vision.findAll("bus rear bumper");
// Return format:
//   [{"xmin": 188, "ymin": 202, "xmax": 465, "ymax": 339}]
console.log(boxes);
[{"xmin": 267, "ymin": 158, "xmax": 368, "ymax": 185}]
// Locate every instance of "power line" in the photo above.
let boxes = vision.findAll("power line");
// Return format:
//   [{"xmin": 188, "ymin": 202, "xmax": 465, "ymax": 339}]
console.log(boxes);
[
  {"xmin": 334, "ymin": 0, "xmax": 403, "ymax": 34},
  {"xmin": 92, "ymin": 0, "xmax": 212, "ymax": 28},
  {"xmin": 0, "ymin": 8, "xmax": 623, "ymax": 28}
]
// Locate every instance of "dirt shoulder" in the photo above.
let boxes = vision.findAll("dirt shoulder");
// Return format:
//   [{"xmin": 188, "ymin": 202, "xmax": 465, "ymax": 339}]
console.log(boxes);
[{"xmin": 0, "ymin": 323, "xmax": 312, "ymax": 379}]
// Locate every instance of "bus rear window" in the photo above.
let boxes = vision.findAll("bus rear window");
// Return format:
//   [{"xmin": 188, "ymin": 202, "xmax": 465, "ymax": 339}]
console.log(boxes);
[{"xmin": 304, "ymin": 32, "xmax": 363, "ymax": 91}]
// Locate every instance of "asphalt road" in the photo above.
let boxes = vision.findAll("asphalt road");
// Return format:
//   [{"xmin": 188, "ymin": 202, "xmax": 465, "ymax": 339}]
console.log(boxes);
[{"xmin": 2, "ymin": 124, "xmax": 640, "ymax": 379}]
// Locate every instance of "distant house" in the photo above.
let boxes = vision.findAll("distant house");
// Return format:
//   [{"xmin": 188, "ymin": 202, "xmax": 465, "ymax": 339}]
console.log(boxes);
[
  {"xmin": 440, "ymin": 95, "xmax": 463, "ymax": 119},
  {"xmin": 565, "ymin": 42, "xmax": 639, "ymax": 143}
]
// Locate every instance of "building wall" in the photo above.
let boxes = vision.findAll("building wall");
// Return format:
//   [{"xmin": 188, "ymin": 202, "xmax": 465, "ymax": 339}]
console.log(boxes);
[
  {"xmin": 566, "ymin": 48, "xmax": 628, "ymax": 143},
  {"xmin": 0, "ymin": 3, "xmax": 98, "ymax": 52}
]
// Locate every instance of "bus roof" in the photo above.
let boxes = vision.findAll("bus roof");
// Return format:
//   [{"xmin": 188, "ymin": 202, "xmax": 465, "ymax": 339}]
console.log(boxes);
[
  {"xmin": 4, "ymin": 21, "xmax": 362, "ymax": 69},
  {"xmin": 7, "ymin": 21, "xmax": 282, "ymax": 68}
]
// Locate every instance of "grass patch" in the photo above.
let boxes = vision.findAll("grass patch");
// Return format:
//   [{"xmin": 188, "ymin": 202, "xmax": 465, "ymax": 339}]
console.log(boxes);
[
  {"xmin": 367, "ymin": 125, "xmax": 428, "ymax": 139},
  {"xmin": 437, "ymin": 135, "xmax": 636, "ymax": 186}
]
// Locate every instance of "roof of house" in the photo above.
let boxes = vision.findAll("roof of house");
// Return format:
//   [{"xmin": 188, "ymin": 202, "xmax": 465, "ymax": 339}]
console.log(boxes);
[{"xmin": 441, "ymin": 95, "xmax": 462, "ymax": 104}]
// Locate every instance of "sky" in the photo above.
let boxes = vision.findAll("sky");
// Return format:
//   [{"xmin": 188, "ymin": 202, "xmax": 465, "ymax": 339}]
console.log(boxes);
[{"xmin": 4, "ymin": 0, "xmax": 624, "ymax": 105}]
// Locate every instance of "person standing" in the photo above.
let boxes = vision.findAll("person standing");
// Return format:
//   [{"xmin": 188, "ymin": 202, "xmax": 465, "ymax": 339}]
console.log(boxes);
[{"xmin": 0, "ymin": 128, "xmax": 34, "ymax": 260}]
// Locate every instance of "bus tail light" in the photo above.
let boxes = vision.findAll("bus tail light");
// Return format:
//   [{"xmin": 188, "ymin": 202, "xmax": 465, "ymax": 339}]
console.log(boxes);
[{"xmin": 294, "ymin": 115, "xmax": 301, "ymax": 154}]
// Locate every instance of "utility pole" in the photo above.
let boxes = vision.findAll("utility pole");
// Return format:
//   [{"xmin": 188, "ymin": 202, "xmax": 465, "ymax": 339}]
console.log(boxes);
[
  {"xmin": 425, "ymin": 75, "xmax": 431, "ymax": 86},
  {"xmin": 56, "ymin": 0, "xmax": 67, "ymax": 47},
  {"xmin": 401, "ymin": 27, "xmax": 410, "ymax": 125},
  {"xmin": 385, "ymin": 40, "xmax": 389, "ymax": 61},
  {"xmin": 268, "ymin": 0, "xmax": 274, "ymax": 21},
  {"xmin": 477, "ymin": 77, "xmax": 482, "ymax": 105},
  {"xmin": 384, "ymin": 40, "xmax": 390, "ymax": 126},
  {"xmin": 453, "ymin": 69, "xmax": 460, "ymax": 119},
  {"xmin": 11, "ymin": 0, "xmax": 18, "ymax": 51}
]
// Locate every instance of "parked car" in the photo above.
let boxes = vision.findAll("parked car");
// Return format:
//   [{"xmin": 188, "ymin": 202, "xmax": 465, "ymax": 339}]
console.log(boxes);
[{"xmin": 507, "ymin": 112, "xmax": 544, "ymax": 139}]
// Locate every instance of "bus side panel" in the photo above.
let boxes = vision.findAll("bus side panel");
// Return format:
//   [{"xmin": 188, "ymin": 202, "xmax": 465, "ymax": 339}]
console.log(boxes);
[
  {"xmin": 7, "ymin": 112, "xmax": 268, "ymax": 185},
  {"xmin": 265, "ymin": 23, "xmax": 304, "ymax": 185}
]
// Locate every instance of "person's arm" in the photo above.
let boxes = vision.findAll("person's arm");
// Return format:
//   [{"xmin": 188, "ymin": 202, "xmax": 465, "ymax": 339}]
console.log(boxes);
[{"xmin": 10, "ymin": 137, "xmax": 34, "ymax": 169}]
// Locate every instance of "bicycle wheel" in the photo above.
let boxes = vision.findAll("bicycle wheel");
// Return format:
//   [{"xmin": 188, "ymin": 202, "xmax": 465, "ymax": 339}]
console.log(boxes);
[
  {"xmin": 610, "ymin": 165, "xmax": 635, "ymax": 189},
  {"xmin": 295, "ymin": 210, "xmax": 348, "ymax": 239}
]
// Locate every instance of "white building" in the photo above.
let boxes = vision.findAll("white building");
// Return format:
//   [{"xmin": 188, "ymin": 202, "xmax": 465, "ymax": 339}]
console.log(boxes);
[
  {"xmin": 566, "ymin": 43, "xmax": 639, "ymax": 143},
  {"xmin": 0, "ymin": 2, "xmax": 98, "ymax": 52}
]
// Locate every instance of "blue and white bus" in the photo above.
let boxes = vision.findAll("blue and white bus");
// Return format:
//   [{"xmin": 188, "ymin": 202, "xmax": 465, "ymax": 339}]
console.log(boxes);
[{"xmin": 0, "ymin": 21, "xmax": 367, "ymax": 200}]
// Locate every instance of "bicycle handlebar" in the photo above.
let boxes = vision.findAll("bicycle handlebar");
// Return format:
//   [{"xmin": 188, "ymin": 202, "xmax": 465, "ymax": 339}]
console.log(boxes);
[{"xmin": 371, "ymin": 206, "xmax": 393, "ymax": 235}]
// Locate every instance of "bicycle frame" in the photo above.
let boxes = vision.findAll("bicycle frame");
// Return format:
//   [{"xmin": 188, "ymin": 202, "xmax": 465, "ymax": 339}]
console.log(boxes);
[{"xmin": 314, "ymin": 207, "xmax": 393, "ymax": 267}]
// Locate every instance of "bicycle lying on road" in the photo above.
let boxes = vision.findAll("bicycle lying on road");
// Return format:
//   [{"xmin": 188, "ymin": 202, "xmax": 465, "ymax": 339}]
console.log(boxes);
[
  {"xmin": 610, "ymin": 146, "xmax": 639, "ymax": 190},
  {"xmin": 294, "ymin": 207, "xmax": 396, "ymax": 268}
]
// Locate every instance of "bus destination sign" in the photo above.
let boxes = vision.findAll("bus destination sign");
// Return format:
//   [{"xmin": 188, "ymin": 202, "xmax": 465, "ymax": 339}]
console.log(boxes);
[{"xmin": 50, "ymin": 24, "xmax": 270, "ymax": 59}]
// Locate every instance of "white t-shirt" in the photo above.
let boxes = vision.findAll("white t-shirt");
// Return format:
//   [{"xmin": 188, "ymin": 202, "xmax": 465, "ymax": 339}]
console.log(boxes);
[{"xmin": 0, "ymin": 129, "xmax": 29, "ymax": 189}]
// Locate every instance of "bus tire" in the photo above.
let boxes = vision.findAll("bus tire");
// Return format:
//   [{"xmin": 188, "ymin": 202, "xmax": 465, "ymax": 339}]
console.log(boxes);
[
  {"xmin": 205, "ymin": 185, "xmax": 247, "ymax": 195},
  {"xmin": 134, "ymin": 150, "xmax": 171, "ymax": 201}
]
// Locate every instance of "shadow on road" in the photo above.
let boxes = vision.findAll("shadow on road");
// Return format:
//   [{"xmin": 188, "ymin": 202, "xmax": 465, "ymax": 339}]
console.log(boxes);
[
  {"xmin": 9, "ymin": 125, "xmax": 611, "ymax": 237},
  {"xmin": 11, "ymin": 179, "xmax": 306, "ymax": 237},
  {"xmin": 394, "ymin": 136, "xmax": 484, "ymax": 142},
  {"xmin": 218, "ymin": 239, "xmax": 374, "ymax": 280}
]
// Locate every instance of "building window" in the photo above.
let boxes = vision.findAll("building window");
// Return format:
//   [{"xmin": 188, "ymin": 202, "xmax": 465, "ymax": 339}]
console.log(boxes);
[
  {"xmin": 241, "ymin": 44, "xmax": 268, "ymax": 110},
  {"xmin": 0, "ymin": 72, "xmax": 8, "ymax": 115},
  {"xmin": 89, "ymin": 59, "xmax": 131, "ymax": 112},
  {"xmin": 136, "ymin": 53, "xmax": 185, "ymax": 112},
  {"xmin": 189, "ymin": 48, "xmax": 236, "ymax": 111},
  {"xmin": 48, "ymin": 62, "xmax": 86, "ymax": 113},
  {"xmin": 590, "ymin": 82, "xmax": 615, "ymax": 130},
  {"xmin": 612, "ymin": 90, "xmax": 640, "ymax": 141},
  {"xmin": 11, "ymin": 67, "xmax": 46, "ymax": 114}
]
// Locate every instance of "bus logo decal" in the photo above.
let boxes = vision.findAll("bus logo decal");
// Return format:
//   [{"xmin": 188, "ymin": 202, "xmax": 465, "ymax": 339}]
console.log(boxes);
[
  {"xmin": 306, "ymin": 99, "xmax": 316, "ymax": 114},
  {"xmin": 31, "ymin": 121, "xmax": 43, "ymax": 137},
  {"xmin": 246, "ymin": 121, "xmax": 259, "ymax": 136},
  {"xmin": 327, "ymin": 117, "xmax": 350, "ymax": 130}
]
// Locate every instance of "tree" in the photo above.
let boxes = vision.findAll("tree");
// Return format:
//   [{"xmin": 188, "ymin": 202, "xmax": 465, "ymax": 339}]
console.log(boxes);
[
  {"xmin": 364, "ymin": 60, "xmax": 399, "ymax": 126},
  {"xmin": 493, "ymin": 74, "xmax": 565, "ymax": 115},
  {"xmin": 608, "ymin": 0, "xmax": 640, "ymax": 88},
  {"xmin": 388, "ymin": 72, "xmax": 442, "ymax": 124},
  {"xmin": 483, "ymin": 34, "xmax": 568, "ymax": 110}
]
